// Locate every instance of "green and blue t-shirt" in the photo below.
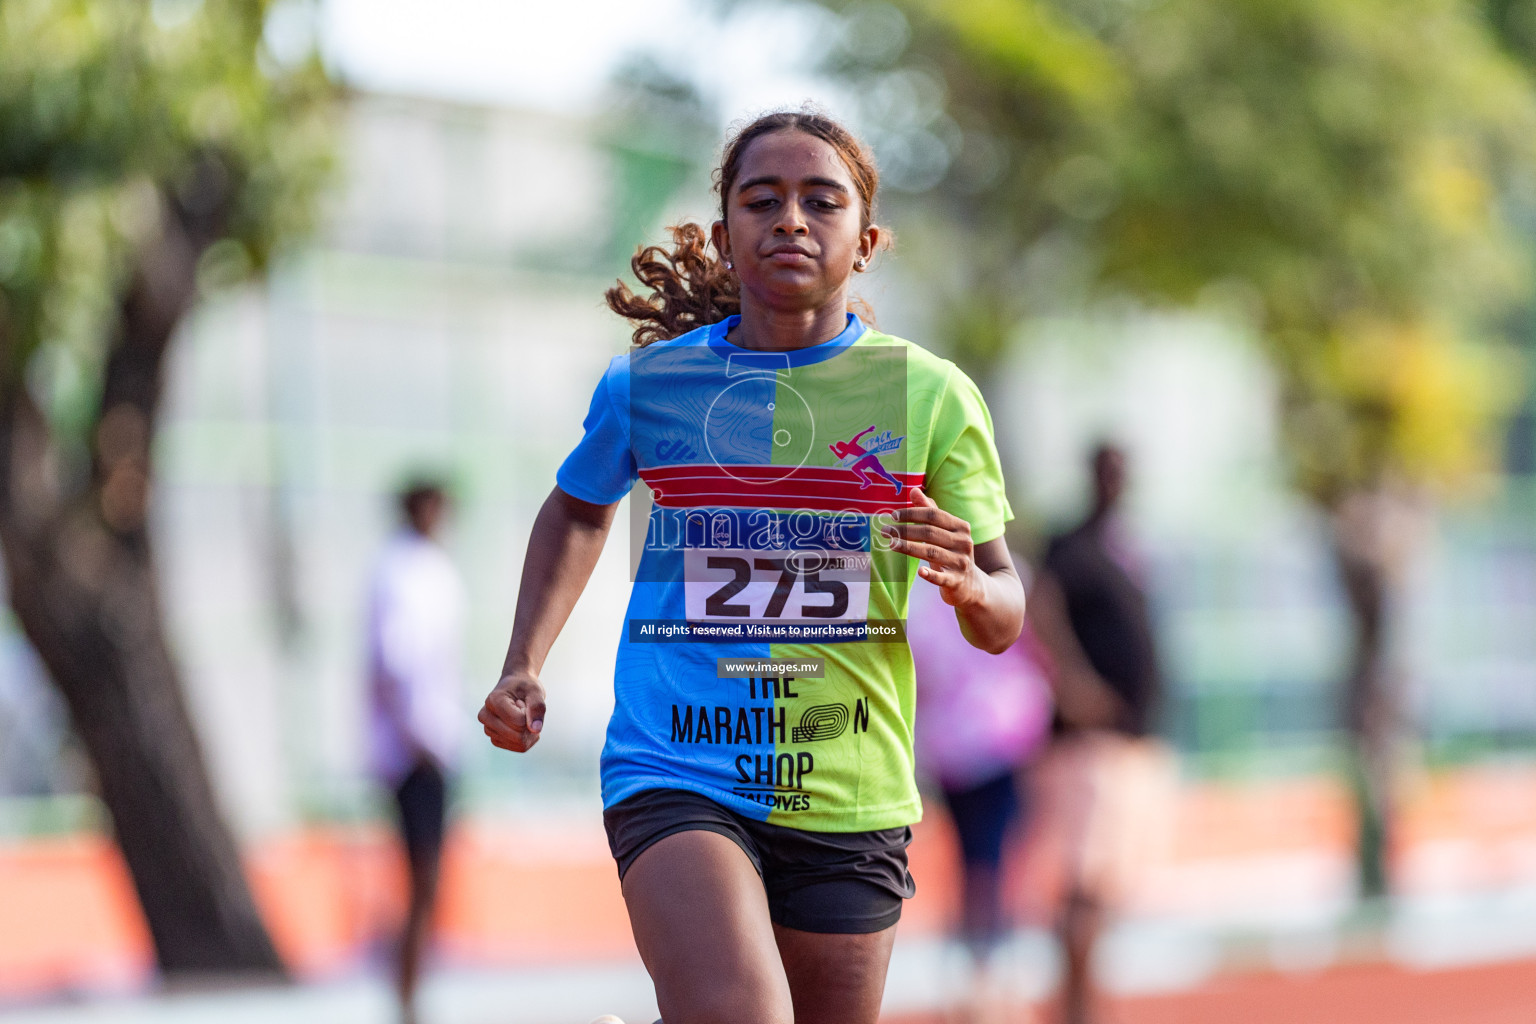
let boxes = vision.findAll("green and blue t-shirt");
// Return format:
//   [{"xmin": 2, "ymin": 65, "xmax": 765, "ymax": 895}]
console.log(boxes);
[{"xmin": 557, "ymin": 314, "xmax": 1012, "ymax": 832}]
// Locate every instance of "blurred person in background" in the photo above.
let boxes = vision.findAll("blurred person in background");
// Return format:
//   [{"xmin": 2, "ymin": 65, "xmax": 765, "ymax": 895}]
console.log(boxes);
[
  {"xmin": 366, "ymin": 480, "xmax": 466, "ymax": 1024},
  {"xmin": 909, "ymin": 555, "xmax": 1054, "ymax": 1023},
  {"xmin": 1027, "ymin": 443, "xmax": 1170, "ymax": 1024}
]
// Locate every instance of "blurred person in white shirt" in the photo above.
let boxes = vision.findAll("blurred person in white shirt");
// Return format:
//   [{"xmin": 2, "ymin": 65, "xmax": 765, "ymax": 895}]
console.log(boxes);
[{"xmin": 367, "ymin": 479, "xmax": 465, "ymax": 1024}]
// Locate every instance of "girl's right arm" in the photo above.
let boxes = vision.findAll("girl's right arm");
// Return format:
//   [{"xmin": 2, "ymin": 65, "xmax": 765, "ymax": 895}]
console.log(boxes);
[{"xmin": 478, "ymin": 485, "xmax": 620, "ymax": 753}]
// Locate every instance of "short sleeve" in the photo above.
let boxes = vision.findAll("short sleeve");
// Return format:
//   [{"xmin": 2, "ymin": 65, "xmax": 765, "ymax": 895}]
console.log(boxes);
[
  {"xmin": 924, "ymin": 365, "xmax": 1014, "ymax": 545},
  {"xmin": 556, "ymin": 357, "xmax": 637, "ymax": 505}
]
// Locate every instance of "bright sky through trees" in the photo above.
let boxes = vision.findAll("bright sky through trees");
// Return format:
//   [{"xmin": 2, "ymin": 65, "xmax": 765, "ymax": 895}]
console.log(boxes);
[{"xmin": 319, "ymin": 0, "xmax": 834, "ymax": 117}]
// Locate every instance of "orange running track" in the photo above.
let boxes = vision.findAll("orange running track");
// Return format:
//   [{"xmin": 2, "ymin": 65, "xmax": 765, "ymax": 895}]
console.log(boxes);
[{"xmin": 887, "ymin": 956, "xmax": 1536, "ymax": 1024}]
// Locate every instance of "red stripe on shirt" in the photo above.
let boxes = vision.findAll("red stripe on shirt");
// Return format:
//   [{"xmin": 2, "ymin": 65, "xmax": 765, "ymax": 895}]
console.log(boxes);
[{"xmin": 639, "ymin": 464, "xmax": 925, "ymax": 512}]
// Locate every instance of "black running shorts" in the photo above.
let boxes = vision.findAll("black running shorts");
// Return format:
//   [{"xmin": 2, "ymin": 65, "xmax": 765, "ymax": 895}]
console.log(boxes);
[{"xmin": 603, "ymin": 788, "xmax": 915, "ymax": 934}]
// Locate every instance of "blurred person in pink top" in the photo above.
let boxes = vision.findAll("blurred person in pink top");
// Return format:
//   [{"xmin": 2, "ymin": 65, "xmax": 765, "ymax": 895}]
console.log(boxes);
[
  {"xmin": 367, "ymin": 479, "xmax": 465, "ymax": 1024},
  {"xmin": 909, "ymin": 555, "xmax": 1054, "ymax": 1005}
]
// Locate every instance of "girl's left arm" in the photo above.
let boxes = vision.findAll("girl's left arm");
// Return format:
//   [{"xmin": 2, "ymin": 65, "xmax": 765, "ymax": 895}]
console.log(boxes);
[{"xmin": 886, "ymin": 486, "xmax": 1025, "ymax": 654}]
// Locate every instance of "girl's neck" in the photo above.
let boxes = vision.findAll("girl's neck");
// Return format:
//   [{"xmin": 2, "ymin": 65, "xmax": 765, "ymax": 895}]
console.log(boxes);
[{"xmin": 726, "ymin": 296, "xmax": 849, "ymax": 352}]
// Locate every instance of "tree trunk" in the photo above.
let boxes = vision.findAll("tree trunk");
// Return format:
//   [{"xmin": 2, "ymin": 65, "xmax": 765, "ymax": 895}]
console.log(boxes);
[
  {"xmin": 0, "ymin": 173, "xmax": 285, "ymax": 977},
  {"xmin": 1330, "ymin": 492, "xmax": 1408, "ymax": 901},
  {"xmin": 0, "ymin": 472, "xmax": 285, "ymax": 975}
]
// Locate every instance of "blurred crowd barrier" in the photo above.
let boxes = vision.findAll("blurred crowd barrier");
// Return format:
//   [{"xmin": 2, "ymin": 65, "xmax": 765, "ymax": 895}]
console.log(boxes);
[{"xmin": 5, "ymin": 761, "xmax": 1535, "ymax": 999}]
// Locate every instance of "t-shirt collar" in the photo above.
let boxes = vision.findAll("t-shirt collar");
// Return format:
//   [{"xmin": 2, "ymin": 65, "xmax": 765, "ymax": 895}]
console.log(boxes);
[{"xmin": 705, "ymin": 312, "xmax": 866, "ymax": 369}]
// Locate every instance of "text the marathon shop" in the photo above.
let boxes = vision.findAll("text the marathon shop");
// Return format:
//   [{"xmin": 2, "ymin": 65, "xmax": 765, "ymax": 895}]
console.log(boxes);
[{"xmin": 667, "ymin": 673, "xmax": 873, "ymax": 814}]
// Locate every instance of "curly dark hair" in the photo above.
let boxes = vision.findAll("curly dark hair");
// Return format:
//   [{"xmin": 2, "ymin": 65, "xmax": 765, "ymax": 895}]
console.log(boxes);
[{"xmin": 605, "ymin": 109, "xmax": 881, "ymax": 347}]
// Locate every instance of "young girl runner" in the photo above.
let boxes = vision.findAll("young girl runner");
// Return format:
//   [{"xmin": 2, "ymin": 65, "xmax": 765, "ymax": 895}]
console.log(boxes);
[{"xmin": 479, "ymin": 109, "xmax": 1024, "ymax": 1024}]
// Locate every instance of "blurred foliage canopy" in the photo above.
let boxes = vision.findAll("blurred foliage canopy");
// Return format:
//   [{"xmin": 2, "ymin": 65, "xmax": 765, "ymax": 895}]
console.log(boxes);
[
  {"xmin": 813, "ymin": 0, "xmax": 1536, "ymax": 502},
  {"xmin": 0, "ymin": 0, "xmax": 332, "ymax": 451}
]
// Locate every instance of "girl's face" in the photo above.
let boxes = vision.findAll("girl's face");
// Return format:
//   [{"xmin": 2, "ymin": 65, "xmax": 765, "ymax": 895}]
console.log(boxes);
[{"xmin": 712, "ymin": 129, "xmax": 879, "ymax": 316}]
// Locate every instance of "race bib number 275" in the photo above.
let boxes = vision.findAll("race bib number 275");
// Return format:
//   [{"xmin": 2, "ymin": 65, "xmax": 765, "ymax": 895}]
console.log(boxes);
[{"xmin": 684, "ymin": 547, "xmax": 871, "ymax": 625}]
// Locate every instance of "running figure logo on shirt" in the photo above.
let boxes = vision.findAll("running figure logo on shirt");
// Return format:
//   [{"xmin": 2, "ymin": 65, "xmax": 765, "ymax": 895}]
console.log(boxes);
[{"xmin": 829, "ymin": 425, "xmax": 906, "ymax": 494}]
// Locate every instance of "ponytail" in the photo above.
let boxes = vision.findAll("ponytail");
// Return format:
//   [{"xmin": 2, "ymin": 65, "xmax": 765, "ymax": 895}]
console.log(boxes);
[{"xmin": 605, "ymin": 222, "xmax": 739, "ymax": 348}]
